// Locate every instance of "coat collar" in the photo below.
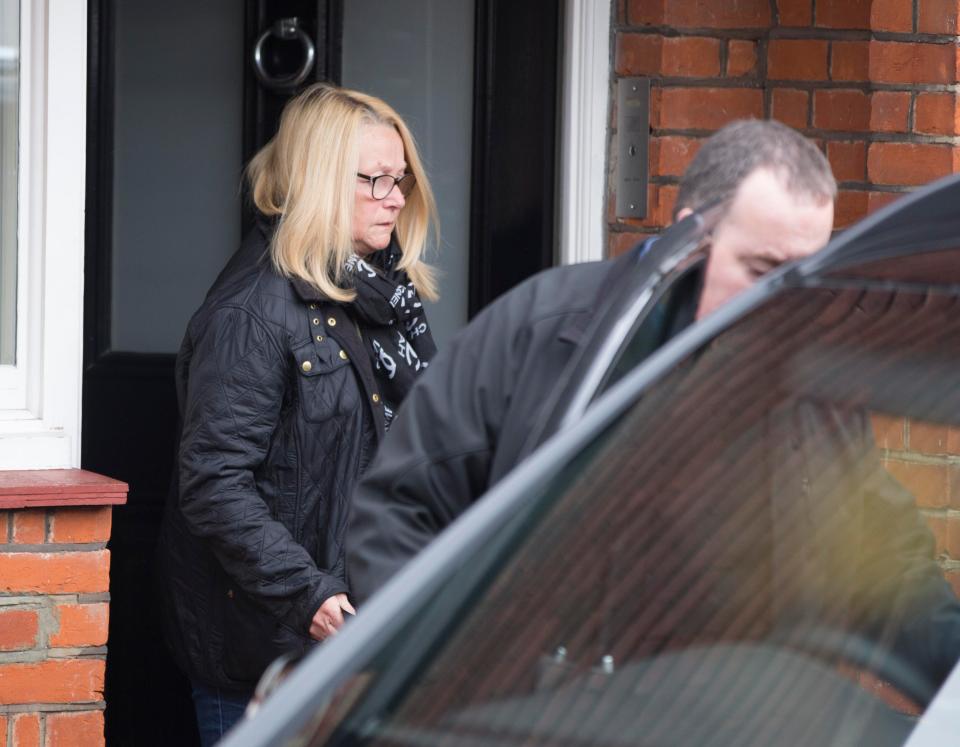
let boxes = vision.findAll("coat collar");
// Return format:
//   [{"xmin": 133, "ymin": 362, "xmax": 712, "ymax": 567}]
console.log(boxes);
[
  {"xmin": 556, "ymin": 242, "xmax": 648, "ymax": 347},
  {"xmin": 253, "ymin": 213, "xmax": 333, "ymax": 306},
  {"xmin": 290, "ymin": 277, "xmax": 329, "ymax": 304}
]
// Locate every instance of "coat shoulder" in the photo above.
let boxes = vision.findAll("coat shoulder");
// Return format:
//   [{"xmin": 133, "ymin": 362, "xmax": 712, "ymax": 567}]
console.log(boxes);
[
  {"xmin": 487, "ymin": 259, "xmax": 615, "ymax": 324},
  {"xmin": 185, "ymin": 232, "xmax": 301, "ymax": 348}
]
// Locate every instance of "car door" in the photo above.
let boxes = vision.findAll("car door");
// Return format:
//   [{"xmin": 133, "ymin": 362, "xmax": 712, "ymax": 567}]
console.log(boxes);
[{"xmin": 223, "ymin": 173, "xmax": 960, "ymax": 747}]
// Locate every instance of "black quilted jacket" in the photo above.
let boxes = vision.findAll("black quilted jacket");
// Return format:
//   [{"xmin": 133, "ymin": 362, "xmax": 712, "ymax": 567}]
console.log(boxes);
[{"xmin": 158, "ymin": 222, "xmax": 386, "ymax": 690}]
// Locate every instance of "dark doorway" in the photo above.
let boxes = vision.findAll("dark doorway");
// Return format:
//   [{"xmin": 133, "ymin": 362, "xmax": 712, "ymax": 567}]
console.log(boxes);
[
  {"xmin": 469, "ymin": 0, "xmax": 561, "ymax": 314},
  {"xmin": 82, "ymin": 1, "xmax": 559, "ymax": 743}
]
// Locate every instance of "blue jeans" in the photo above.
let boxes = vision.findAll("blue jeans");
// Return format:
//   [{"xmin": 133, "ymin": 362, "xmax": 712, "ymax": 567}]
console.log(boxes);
[{"xmin": 191, "ymin": 682, "xmax": 252, "ymax": 746}]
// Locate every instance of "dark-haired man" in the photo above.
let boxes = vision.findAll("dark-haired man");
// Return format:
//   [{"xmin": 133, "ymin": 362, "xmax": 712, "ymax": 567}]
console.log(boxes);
[
  {"xmin": 347, "ymin": 119, "xmax": 838, "ymax": 597},
  {"xmin": 347, "ymin": 120, "xmax": 838, "ymax": 602}
]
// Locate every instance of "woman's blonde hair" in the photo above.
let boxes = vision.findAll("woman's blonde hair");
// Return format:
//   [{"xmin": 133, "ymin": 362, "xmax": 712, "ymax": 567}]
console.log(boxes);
[{"xmin": 246, "ymin": 84, "xmax": 439, "ymax": 302}]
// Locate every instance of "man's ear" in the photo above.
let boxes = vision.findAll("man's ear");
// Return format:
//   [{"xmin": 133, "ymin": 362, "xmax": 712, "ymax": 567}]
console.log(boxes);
[{"xmin": 675, "ymin": 206, "xmax": 693, "ymax": 222}]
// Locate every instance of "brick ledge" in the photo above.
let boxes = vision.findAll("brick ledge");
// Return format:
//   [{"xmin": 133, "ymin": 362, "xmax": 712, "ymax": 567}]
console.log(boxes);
[{"xmin": 0, "ymin": 470, "xmax": 128, "ymax": 509}]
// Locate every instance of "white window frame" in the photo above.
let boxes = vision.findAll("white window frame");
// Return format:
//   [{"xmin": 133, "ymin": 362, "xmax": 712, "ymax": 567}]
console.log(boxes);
[
  {"xmin": 0, "ymin": 0, "xmax": 86, "ymax": 469},
  {"xmin": 0, "ymin": 0, "xmax": 28, "ymax": 410},
  {"xmin": 558, "ymin": 0, "xmax": 612, "ymax": 265}
]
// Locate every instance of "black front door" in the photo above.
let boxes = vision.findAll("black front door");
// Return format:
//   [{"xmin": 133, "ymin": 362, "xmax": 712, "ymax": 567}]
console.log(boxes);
[
  {"xmin": 83, "ymin": 1, "xmax": 559, "ymax": 743},
  {"xmin": 84, "ymin": 3, "xmax": 340, "ymax": 743}
]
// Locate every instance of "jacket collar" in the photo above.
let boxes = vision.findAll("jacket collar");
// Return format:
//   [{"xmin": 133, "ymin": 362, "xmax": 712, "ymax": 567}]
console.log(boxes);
[
  {"xmin": 253, "ymin": 213, "xmax": 331, "ymax": 306},
  {"xmin": 556, "ymin": 242, "xmax": 648, "ymax": 347},
  {"xmin": 291, "ymin": 277, "xmax": 329, "ymax": 304}
]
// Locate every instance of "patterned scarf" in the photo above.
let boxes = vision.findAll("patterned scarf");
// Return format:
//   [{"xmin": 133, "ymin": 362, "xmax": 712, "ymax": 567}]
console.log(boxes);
[{"xmin": 345, "ymin": 241, "xmax": 436, "ymax": 429}]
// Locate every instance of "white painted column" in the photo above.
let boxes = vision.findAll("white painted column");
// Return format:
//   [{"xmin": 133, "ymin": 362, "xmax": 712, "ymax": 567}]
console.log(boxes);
[{"xmin": 558, "ymin": 0, "xmax": 613, "ymax": 264}]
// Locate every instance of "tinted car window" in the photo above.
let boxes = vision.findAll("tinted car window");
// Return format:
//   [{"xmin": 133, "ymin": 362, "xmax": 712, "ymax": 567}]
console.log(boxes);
[
  {"xmin": 312, "ymin": 281, "xmax": 960, "ymax": 746},
  {"xmin": 825, "ymin": 247, "xmax": 960, "ymax": 285}
]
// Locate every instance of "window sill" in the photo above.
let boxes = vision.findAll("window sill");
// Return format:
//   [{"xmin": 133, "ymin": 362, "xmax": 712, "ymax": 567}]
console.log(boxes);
[{"xmin": 0, "ymin": 469, "xmax": 128, "ymax": 509}]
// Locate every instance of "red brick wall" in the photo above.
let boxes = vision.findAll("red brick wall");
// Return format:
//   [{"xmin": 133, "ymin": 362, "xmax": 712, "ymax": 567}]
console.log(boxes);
[
  {"xmin": 609, "ymin": 0, "xmax": 960, "ymax": 254},
  {"xmin": 0, "ymin": 473, "xmax": 126, "ymax": 747}
]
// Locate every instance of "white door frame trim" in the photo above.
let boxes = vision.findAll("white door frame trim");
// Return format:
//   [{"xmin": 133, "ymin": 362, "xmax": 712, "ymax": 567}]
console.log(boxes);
[{"xmin": 558, "ymin": 0, "xmax": 612, "ymax": 265}]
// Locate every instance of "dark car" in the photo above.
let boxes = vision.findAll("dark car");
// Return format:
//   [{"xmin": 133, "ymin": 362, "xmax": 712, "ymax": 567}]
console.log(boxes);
[{"xmin": 222, "ymin": 173, "xmax": 960, "ymax": 747}]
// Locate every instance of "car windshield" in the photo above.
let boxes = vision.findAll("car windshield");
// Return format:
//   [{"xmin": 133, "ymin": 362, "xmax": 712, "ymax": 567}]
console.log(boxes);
[{"xmin": 301, "ymin": 258, "xmax": 960, "ymax": 746}]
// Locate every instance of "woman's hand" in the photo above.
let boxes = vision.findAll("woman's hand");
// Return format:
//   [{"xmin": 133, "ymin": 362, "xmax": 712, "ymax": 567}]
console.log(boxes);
[{"xmin": 309, "ymin": 593, "xmax": 357, "ymax": 641}]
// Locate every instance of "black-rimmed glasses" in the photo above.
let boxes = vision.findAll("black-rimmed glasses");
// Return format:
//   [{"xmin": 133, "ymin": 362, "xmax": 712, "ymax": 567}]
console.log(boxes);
[{"xmin": 357, "ymin": 172, "xmax": 417, "ymax": 200}]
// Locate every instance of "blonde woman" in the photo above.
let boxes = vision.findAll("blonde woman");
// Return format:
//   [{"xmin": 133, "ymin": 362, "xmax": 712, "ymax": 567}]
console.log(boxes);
[{"xmin": 157, "ymin": 84, "xmax": 440, "ymax": 744}]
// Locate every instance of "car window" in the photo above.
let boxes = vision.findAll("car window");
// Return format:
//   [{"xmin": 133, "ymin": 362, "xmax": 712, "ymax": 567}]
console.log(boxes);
[
  {"xmin": 824, "ymin": 247, "xmax": 960, "ymax": 285},
  {"xmin": 309, "ymin": 279, "xmax": 960, "ymax": 746}
]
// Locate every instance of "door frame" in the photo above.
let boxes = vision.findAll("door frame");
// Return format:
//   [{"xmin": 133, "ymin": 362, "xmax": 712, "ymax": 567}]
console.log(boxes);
[{"xmin": 558, "ymin": 0, "xmax": 612, "ymax": 265}]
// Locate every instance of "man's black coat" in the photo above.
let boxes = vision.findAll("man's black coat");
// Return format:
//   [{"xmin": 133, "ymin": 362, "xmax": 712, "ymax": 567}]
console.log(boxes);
[{"xmin": 346, "ymin": 248, "xmax": 643, "ymax": 599}]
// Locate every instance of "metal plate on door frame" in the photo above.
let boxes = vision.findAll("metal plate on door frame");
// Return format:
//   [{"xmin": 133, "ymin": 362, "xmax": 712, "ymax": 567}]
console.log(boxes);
[{"xmin": 616, "ymin": 77, "xmax": 650, "ymax": 219}]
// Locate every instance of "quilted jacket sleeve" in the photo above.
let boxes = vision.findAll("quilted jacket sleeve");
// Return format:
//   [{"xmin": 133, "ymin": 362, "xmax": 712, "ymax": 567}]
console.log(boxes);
[{"xmin": 178, "ymin": 305, "xmax": 347, "ymax": 634}]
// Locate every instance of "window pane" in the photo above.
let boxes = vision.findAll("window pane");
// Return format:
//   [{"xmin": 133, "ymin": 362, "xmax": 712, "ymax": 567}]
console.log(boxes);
[
  {"xmin": 0, "ymin": 0, "xmax": 17, "ymax": 365},
  {"xmin": 110, "ymin": 0, "xmax": 241, "ymax": 354},
  {"xmin": 325, "ymin": 284, "xmax": 960, "ymax": 745},
  {"xmin": 342, "ymin": 0, "xmax": 475, "ymax": 350}
]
